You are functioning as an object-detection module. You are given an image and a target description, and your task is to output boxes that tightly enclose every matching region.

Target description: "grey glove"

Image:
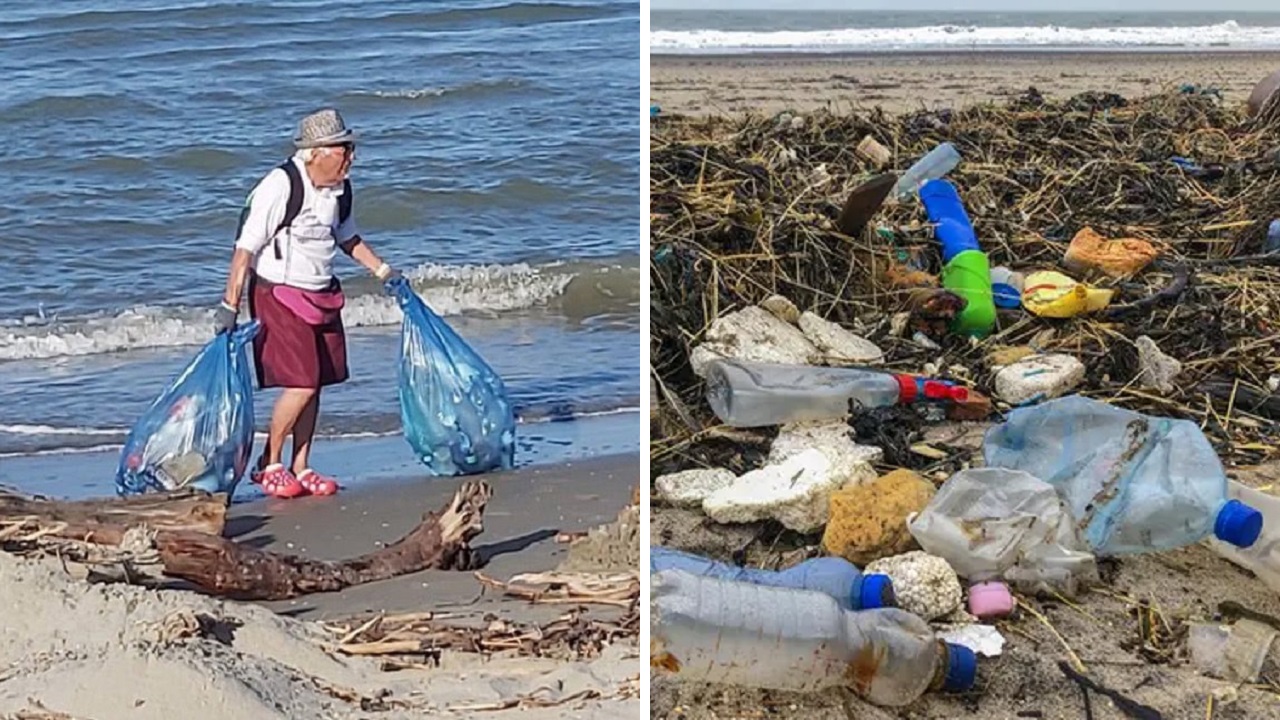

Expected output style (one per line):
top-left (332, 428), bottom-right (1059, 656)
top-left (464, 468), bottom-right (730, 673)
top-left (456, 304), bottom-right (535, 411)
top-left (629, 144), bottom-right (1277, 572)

top-left (213, 301), bottom-right (238, 335)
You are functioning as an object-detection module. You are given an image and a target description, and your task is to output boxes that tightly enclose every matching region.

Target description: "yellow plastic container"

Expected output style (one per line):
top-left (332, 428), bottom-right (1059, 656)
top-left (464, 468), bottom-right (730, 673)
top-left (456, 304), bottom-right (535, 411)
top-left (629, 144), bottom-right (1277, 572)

top-left (1022, 270), bottom-right (1114, 318)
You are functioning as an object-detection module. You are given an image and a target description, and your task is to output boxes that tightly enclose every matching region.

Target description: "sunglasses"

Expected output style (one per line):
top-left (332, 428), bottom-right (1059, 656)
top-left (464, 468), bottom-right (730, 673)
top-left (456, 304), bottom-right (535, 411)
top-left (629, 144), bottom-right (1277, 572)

top-left (325, 142), bottom-right (355, 158)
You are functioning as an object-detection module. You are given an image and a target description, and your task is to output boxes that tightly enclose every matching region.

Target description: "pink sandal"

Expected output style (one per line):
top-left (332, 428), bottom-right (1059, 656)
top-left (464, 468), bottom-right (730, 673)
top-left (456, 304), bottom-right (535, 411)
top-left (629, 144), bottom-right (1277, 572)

top-left (253, 463), bottom-right (305, 499)
top-left (296, 469), bottom-right (339, 496)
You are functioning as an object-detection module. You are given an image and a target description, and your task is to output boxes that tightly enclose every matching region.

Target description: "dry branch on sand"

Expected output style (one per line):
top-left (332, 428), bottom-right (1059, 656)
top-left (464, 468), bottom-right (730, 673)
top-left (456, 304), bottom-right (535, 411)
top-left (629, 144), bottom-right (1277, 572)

top-left (651, 89), bottom-right (1280, 472)
top-left (320, 603), bottom-right (640, 663)
top-left (0, 482), bottom-right (493, 600)
top-left (475, 570), bottom-right (641, 606)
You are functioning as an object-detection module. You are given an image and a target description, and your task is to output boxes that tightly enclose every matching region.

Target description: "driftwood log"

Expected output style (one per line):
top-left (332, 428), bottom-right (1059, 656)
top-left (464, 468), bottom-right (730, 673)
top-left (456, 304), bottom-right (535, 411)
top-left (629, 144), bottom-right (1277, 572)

top-left (0, 481), bottom-right (492, 601)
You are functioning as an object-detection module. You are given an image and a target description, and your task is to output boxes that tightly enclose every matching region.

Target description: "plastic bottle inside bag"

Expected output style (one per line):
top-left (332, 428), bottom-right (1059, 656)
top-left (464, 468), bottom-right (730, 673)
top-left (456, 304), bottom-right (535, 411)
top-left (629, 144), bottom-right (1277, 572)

top-left (907, 467), bottom-right (1098, 596)
top-left (650, 546), bottom-right (895, 610)
top-left (983, 395), bottom-right (1263, 556)
top-left (704, 358), bottom-right (968, 428)
top-left (652, 569), bottom-right (976, 706)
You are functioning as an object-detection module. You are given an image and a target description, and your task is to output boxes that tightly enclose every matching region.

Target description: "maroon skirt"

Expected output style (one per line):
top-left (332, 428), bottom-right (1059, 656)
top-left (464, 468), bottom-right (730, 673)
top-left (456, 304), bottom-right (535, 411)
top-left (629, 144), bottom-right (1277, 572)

top-left (247, 273), bottom-right (349, 390)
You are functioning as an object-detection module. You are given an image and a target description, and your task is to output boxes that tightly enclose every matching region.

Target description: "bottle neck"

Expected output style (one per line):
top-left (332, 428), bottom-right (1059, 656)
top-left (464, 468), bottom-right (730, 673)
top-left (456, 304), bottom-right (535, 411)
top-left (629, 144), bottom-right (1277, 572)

top-left (927, 641), bottom-right (950, 691)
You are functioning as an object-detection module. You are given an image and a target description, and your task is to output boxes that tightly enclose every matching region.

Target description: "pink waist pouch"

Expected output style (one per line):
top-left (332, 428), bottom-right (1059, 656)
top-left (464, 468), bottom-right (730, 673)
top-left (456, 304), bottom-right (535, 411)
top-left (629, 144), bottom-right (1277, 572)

top-left (272, 282), bottom-right (345, 325)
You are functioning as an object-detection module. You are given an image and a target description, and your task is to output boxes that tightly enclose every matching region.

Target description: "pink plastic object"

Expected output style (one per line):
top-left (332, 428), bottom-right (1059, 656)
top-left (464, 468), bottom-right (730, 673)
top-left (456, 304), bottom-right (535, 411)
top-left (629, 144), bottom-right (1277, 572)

top-left (968, 581), bottom-right (1015, 619)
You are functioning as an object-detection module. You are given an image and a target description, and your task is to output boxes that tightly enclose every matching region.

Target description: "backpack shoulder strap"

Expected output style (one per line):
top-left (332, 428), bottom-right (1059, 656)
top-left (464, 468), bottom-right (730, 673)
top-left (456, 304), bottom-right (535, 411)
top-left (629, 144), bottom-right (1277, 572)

top-left (271, 160), bottom-right (304, 260)
top-left (338, 179), bottom-right (353, 225)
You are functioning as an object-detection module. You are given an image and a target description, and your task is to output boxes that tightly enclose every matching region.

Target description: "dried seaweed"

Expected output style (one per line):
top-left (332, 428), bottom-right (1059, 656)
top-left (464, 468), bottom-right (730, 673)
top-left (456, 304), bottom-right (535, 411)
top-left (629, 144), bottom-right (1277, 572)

top-left (652, 89), bottom-right (1280, 474)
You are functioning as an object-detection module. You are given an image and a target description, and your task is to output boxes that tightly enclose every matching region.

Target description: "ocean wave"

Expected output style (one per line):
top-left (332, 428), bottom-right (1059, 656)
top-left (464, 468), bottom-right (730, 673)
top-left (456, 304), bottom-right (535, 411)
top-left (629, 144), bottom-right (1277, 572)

top-left (342, 79), bottom-right (527, 104)
top-left (0, 406), bottom-right (640, 458)
top-left (650, 20), bottom-right (1280, 52)
top-left (0, 259), bottom-right (635, 361)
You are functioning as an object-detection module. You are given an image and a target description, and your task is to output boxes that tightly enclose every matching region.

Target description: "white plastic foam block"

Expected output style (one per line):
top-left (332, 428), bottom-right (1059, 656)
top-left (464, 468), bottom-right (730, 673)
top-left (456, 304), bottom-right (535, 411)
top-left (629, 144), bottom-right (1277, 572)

top-left (703, 449), bottom-right (842, 533)
top-left (797, 312), bottom-right (884, 365)
top-left (994, 354), bottom-right (1085, 406)
top-left (654, 468), bottom-right (738, 508)
top-left (689, 306), bottom-right (819, 378)
top-left (769, 421), bottom-right (882, 489)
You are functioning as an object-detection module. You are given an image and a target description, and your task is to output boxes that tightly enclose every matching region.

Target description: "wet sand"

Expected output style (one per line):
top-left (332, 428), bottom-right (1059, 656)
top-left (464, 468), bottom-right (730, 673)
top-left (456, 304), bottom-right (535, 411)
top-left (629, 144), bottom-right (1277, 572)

top-left (237, 452), bottom-right (638, 626)
top-left (651, 50), bottom-right (1280, 116)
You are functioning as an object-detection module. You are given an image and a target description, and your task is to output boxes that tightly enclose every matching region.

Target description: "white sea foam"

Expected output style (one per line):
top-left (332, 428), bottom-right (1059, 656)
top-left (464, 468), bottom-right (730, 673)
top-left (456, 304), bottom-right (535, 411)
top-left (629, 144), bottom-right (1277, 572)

top-left (0, 261), bottom-right (575, 361)
top-left (650, 21), bottom-right (1280, 52)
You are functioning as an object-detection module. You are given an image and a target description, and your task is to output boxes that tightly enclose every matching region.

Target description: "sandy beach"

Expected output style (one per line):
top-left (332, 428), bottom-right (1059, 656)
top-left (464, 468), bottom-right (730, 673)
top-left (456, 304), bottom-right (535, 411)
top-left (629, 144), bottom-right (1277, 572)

top-left (0, 415), bottom-right (640, 719)
top-left (651, 50), bottom-right (1280, 116)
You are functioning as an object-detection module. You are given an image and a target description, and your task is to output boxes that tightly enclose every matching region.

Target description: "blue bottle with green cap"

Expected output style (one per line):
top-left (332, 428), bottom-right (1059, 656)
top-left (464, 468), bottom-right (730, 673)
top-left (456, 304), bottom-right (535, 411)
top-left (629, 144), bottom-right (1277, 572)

top-left (984, 395), bottom-right (1264, 556)
top-left (650, 546), bottom-right (895, 610)
top-left (919, 179), bottom-right (997, 337)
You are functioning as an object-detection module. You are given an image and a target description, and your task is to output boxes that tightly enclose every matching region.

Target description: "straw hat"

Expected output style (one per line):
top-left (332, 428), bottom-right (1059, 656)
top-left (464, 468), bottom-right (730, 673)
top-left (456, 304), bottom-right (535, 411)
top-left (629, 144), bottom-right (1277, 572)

top-left (293, 108), bottom-right (357, 148)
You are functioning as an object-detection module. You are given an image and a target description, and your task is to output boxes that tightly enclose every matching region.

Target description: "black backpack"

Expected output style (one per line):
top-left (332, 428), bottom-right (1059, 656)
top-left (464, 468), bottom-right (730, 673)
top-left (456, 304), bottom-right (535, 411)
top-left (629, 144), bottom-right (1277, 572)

top-left (236, 160), bottom-right (353, 260)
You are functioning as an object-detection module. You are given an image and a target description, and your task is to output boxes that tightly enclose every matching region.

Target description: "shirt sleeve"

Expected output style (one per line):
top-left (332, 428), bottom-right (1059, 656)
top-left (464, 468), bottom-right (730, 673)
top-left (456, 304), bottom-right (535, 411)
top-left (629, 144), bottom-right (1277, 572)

top-left (233, 169), bottom-right (290, 255)
top-left (336, 190), bottom-right (358, 245)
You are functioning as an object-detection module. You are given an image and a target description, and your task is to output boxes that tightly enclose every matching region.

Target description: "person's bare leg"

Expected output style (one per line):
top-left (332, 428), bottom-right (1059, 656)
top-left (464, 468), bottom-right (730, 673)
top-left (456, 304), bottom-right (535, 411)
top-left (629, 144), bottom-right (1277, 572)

top-left (290, 389), bottom-right (321, 474)
top-left (261, 388), bottom-right (317, 468)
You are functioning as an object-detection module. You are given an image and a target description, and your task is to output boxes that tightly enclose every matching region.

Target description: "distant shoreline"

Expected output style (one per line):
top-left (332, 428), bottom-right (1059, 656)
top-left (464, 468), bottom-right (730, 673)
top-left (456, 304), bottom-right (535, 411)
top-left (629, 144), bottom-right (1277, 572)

top-left (651, 48), bottom-right (1280, 62)
top-left (650, 49), bottom-right (1280, 116)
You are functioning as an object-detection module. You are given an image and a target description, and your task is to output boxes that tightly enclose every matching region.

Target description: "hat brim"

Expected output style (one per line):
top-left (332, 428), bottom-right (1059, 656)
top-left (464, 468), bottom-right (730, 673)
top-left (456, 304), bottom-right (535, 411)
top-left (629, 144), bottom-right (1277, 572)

top-left (294, 128), bottom-right (357, 149)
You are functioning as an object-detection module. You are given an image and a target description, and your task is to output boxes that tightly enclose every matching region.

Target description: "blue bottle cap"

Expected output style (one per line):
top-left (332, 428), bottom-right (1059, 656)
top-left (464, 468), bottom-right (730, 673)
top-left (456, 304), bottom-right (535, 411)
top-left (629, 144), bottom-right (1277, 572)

top-left (942, 642), bottom-right (977, 692)
top-left (991, 282), bottom-right (1021, 309)
top-left (1214, 499), bottom-right (1263, 548)
top-left (857, 573), bottom-right (896, 610)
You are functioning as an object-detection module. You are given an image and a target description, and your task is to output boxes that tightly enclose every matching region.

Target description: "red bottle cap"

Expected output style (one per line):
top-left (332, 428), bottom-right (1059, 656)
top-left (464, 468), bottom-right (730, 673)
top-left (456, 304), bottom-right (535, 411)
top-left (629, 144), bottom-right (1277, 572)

top-left (895, 374), bottom-right (918, 403)
top-left (922, 380), bottom-right (949, 399)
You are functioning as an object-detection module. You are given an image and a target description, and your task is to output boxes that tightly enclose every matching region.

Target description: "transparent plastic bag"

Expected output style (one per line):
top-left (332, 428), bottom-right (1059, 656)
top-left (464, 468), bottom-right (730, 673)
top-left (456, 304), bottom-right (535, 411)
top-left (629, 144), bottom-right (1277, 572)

top-left (390, 277), bottom-right (515, 475)
top-left (908, 467), bottom-right (1098, 596)
top-left (115, 322), bottom-right (259, 497)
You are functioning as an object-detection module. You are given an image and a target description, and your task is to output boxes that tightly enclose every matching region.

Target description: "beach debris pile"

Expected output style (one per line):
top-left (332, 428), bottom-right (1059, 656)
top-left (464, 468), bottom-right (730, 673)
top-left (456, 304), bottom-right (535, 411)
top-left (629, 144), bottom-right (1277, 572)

top-left (652, 89), bottom-right (1280, 469)
top-left (649, 88), bottom-right (1280, 715)
top-left (321, 604), bottom-right (639, 665)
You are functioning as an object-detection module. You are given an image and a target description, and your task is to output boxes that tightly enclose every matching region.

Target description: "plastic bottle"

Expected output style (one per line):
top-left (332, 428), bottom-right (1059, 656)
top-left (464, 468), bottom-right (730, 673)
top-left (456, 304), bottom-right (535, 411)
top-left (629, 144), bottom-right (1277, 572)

top-left (989, 266), bottom-right (1024, 309)
top-left (983, 395), bottom-right (1264, 556)
top-left (893, 142), bottom-right (961, 200)
top-left (704, 358), bottom-right (969, 428)
top-left (919, 179), bottom-right (997, 337)
top-left (1266, 219), bottom-right (1280, 254)
top-left (650, 546), bottom-right (896, 610)
top-left (651, 569), bottom-right (977, 706)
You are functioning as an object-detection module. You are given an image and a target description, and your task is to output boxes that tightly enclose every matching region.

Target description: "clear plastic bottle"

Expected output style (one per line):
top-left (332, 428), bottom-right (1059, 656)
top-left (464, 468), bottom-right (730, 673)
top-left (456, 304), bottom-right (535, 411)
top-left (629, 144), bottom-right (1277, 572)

top-left (1266, 219), bottom-right (1280, 254)
top-left (984, 395), bottom-right (1264, 555)
top-left (651, 569), bottom-right (977, 706)
top-left (650, 546), bottom-right (895, 610)
top-left (704, 358), bottom-right (968, 428)
top-left (893, 142), bottom-right (962, 200)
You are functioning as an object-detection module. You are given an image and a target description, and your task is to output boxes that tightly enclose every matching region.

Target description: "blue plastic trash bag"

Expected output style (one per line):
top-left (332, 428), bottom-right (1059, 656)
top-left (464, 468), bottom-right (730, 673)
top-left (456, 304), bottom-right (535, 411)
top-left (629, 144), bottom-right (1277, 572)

top-left (115, 322), bottom-right (259, 497)
top-left (390, 277), bottom-right (516, 475)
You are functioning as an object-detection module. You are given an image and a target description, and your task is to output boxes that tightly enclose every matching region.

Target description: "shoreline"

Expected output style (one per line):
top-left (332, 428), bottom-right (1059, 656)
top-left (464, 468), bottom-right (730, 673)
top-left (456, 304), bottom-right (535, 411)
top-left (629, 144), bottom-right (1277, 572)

top-left (0, 410), bottom-right (639, 502)
top-left (652, 48), bottom-right (1280, 62)
top-left (650, 48), bottom-right (1280, 115)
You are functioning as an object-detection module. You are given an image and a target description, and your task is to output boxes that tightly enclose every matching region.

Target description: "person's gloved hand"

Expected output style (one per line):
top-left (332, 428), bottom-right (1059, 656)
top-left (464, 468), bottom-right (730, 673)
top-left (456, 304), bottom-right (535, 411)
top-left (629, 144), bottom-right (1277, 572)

top-left (213, 301), bottom-right (238, 335)
top-left (377, 263), bottom-right (406, 295)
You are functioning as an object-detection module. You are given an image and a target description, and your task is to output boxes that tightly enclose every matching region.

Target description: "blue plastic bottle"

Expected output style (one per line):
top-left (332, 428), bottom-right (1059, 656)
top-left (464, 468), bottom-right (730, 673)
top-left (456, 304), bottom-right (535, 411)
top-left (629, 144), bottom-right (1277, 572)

top-left (920, 179), bottom-right (982, 264)
top-left (651, 546), bottom-right (896, 610)
top-left (983, 395), bottom-right (1263, 556)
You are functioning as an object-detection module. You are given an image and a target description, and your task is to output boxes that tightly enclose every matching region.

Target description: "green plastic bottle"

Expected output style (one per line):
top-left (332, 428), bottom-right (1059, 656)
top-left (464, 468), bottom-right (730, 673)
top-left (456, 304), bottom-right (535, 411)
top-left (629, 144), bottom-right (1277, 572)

top-left (941, 250), bottom-right (997, 338)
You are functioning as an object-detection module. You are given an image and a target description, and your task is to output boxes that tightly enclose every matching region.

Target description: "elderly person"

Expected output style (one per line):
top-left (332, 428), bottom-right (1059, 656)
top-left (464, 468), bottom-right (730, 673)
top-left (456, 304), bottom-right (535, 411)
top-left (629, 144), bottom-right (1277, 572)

top-left (215, 108), bottom-right (399, 498)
